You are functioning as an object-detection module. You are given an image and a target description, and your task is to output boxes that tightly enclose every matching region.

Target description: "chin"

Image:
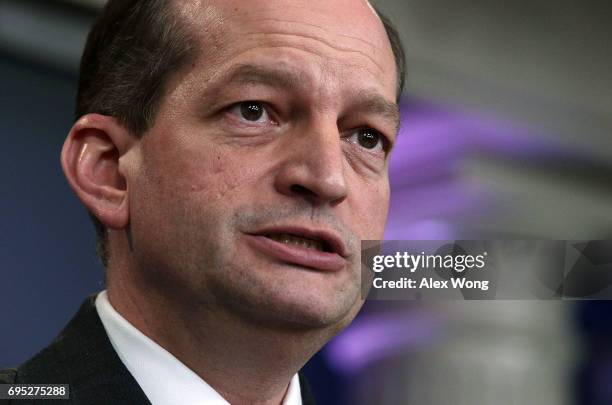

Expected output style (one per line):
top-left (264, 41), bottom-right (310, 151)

top-left (210, 267), bottom-right (362, 332)
top-left (264, 293), bottom-right (362, 331)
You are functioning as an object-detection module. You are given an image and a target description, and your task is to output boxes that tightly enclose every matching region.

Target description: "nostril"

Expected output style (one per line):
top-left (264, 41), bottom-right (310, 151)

top-left (290, 184), bottom-right (317, 198)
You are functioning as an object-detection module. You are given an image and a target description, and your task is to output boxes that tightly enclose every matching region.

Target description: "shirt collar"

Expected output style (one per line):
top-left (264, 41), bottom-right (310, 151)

top-left (95, 291), bottom-right (302, 405)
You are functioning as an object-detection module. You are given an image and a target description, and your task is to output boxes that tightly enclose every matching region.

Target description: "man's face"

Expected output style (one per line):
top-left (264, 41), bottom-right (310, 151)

top-left (125, 0), bottom-right (399, 330)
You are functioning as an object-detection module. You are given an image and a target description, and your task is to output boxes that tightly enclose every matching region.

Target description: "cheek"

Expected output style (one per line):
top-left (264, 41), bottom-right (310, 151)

top-left (128, 150), bottom-right (236, 272)
top-left (135, 137), bottom-right (275, 238)
top-left (349, 179), bottom-right (390, 240)
top-left (140, 136), bottom-right (241, 202)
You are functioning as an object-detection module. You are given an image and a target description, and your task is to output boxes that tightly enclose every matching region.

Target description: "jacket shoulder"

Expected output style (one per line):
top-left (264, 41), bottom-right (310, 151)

top-left (0, 367), bottom-right (17, 383)
top-left (14, 344), bottom-right (68, 384)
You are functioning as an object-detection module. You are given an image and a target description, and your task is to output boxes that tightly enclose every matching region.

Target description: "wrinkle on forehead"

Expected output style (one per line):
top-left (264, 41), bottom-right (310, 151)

top-left (180, 0), bottom-right (391, 56)
top-left (174, 0), bottom-right (397, 100)
top-left (237, 29), bottom-right (386, 76)
top-left (242, 17), bottom-right (381, 56)
top-left (227, 3), bottom-right (388, 42)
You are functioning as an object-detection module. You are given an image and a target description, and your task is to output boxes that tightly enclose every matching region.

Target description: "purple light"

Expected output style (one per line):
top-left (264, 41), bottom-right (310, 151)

top-left (324, 310), bottom-right (443, 375)
top-left (385, 98), bottom-right (568, 240)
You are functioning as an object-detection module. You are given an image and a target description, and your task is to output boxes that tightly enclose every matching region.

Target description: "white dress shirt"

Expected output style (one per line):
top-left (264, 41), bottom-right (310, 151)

top-left (95, 291), bottom-right (302, 405)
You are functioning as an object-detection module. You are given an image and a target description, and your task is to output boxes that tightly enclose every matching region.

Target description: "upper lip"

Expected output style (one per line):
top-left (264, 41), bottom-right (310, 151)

top-left (249, 225), bottom-right (348, 258)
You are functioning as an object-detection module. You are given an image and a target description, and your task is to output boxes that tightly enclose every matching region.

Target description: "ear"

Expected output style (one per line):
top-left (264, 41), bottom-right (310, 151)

top-left (60, 114), bottom-right (136, 230)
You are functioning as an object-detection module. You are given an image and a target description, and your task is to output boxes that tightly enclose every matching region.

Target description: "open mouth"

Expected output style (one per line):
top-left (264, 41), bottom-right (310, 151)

top-left (245, 227), bottom-right (347, 272)
top-left (265, 233), bottom-right (330, 253)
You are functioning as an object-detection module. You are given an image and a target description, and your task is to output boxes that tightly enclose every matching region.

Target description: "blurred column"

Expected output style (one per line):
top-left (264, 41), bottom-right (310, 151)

top-left (352, 302), bottom-right (575, 405)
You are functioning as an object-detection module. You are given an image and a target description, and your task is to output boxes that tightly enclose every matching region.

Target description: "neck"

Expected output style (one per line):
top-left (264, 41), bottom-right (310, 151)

top-left (105, 250), bottom-right (331, 405)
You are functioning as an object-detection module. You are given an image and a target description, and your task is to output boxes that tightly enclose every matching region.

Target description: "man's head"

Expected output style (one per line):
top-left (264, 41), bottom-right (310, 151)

top-left (62, 0), bottom-right (405, 332)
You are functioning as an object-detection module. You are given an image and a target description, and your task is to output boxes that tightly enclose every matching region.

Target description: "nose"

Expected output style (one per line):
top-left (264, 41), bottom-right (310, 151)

top-left (274, 123), bottom-right (348, 207)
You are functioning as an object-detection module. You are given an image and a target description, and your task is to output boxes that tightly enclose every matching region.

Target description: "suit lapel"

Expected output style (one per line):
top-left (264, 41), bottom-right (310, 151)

top-left (17, 294), bottom-right (318, 404)
top-left (17, 294), bottom-right (151, 404)
top-left (298, 372), bottom-right (318, 405)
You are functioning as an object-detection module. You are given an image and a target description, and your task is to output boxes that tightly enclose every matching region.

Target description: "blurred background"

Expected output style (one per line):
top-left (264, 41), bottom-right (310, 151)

top-left (1, 0), bottom-right (611, 403)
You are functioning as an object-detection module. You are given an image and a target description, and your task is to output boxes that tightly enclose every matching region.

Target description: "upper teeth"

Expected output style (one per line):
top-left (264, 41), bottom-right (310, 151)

top-left (267, 233), bottom-right (325, 251)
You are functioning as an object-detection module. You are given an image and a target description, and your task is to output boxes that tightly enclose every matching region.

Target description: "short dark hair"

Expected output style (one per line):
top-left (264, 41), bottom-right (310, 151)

top-left (377, 10), bottom-right (407, 100)
top-left (76, 0), bottom-right (406, 267)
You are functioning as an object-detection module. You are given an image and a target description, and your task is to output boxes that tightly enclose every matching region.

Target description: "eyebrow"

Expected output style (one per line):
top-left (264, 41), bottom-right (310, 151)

top-left (352, 90), bottom-right (401, 135)
top-left (199, 63), bottom-right (300, 111)
top-left (217, 63), bottom-right (301, 91)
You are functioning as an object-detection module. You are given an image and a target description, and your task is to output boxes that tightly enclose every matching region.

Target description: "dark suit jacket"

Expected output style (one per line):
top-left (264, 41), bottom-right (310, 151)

top-left (0, 294), bottom-right (316, 405)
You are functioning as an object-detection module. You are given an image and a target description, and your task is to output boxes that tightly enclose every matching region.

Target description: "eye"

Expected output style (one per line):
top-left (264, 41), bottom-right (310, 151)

top-left (347, 128), bottom-right (386, 152)
top-left (228, 101), bottom-right (272, 124)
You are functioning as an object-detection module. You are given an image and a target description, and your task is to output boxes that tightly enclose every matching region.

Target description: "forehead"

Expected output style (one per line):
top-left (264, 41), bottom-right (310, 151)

top-left (176, 0), bottom-right (397, 100)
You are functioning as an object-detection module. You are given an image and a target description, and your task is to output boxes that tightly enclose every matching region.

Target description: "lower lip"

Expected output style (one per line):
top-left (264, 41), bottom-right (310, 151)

top-left (244, 234), bottom-right (347, 272)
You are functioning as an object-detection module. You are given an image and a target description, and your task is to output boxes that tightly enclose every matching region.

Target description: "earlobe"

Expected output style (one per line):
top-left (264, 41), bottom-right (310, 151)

top-left (60, 114), bottom-right (134, 230)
